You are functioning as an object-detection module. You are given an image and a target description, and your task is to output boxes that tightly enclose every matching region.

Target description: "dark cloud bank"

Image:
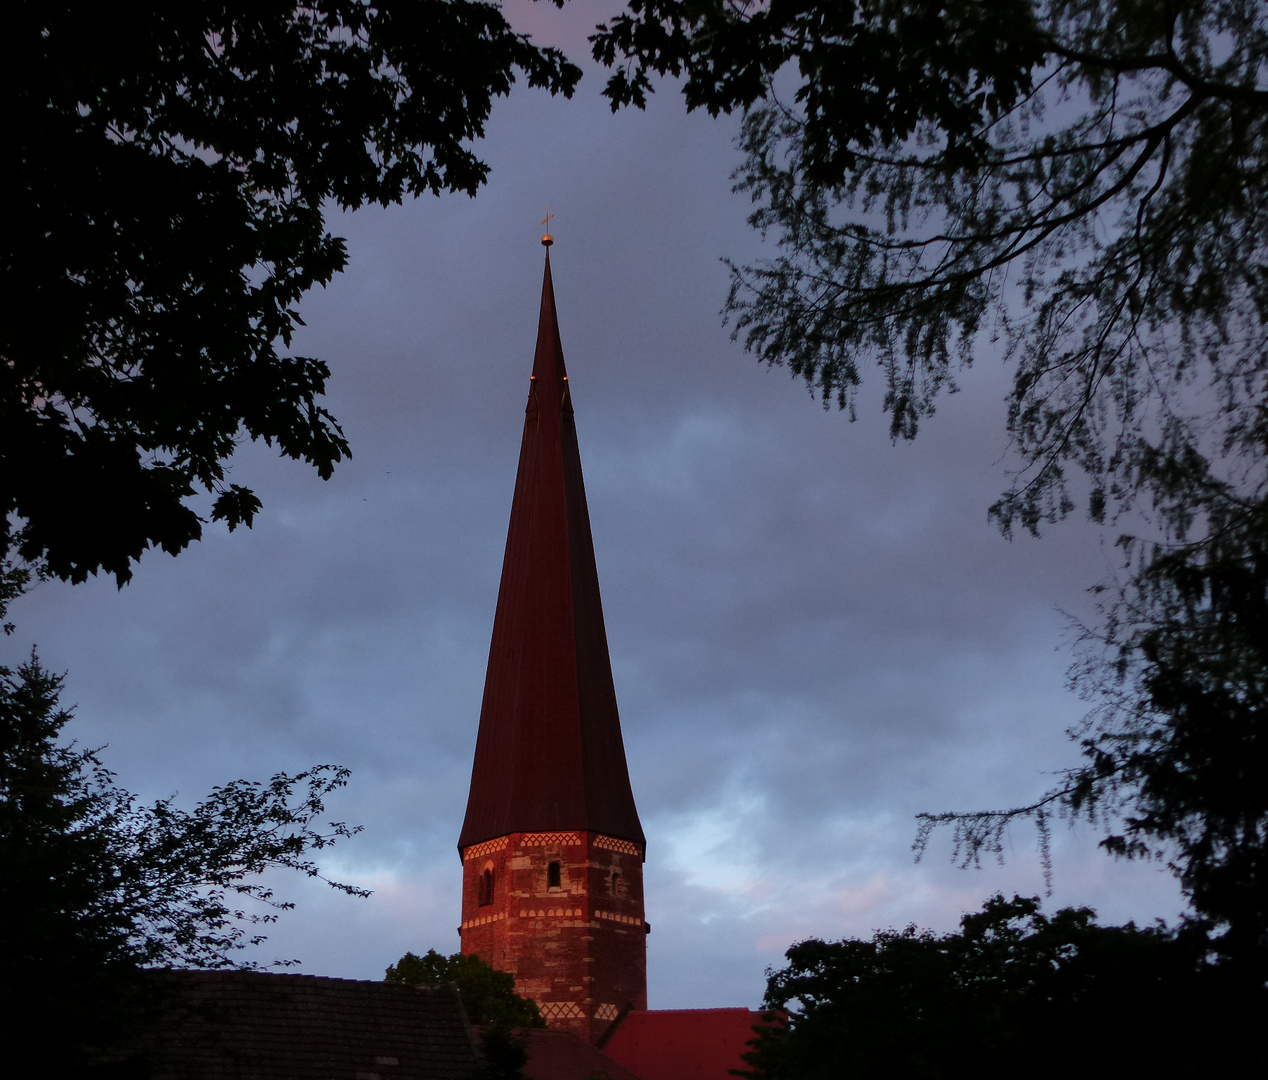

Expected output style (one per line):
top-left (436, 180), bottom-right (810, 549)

top-left (6, 15), bottom-right (1183, 1006)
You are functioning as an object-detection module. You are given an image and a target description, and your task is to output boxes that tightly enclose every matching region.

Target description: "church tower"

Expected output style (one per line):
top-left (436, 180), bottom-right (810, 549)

top-left (458, 245), bottom-right (647, 1044)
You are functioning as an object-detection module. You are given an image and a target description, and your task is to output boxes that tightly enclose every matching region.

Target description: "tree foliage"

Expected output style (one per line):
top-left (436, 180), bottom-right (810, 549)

top-left (0, 654), bottom-right (366, 1066)
top-left (385, 948), bottom-right (544, 1029)
top-left (918, 498), bottom-right (1268, 971)
top-left (3, 1), bottom-right (579, 590)
top-left (744, 894), bottom-right (1263, 1080)
top-left (386, 949), bottom-right (541, 1080)
top-left (594, 0), bottom-right (1268, 536)
top-left (595, 1), bottom-right (1268, 962)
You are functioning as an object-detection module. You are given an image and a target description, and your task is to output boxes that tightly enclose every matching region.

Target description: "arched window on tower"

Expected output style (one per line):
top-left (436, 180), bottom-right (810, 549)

top-left (479, 866), bottom-right (494, 907)
top-left (547, 861), bottom-right (561, 890)
top-left (608, 870), bottom-right (623, 898)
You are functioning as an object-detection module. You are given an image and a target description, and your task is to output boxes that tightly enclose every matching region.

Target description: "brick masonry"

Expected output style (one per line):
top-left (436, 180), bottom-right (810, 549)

top-left (459, 830), bottom-right (647, 1044)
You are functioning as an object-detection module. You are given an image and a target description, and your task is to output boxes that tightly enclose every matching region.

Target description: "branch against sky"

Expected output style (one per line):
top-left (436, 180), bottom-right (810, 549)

top-left (1, 653), bottom-right (367, 1064)
top-left (594, 1), bottom-right (1268, 963)
top-left (2, 1), bottom-right (580, 596)
top-left (593, 0), bottom-right (1268, 539)
top-left (917, 498), bottom-right (1268, 972)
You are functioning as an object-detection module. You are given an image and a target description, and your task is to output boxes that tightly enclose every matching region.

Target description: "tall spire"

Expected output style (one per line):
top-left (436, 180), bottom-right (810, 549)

top-left (459, 253), bottom-right (644, 850)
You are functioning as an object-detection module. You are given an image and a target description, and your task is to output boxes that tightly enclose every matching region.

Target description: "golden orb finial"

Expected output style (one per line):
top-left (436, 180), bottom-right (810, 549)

top-left (541, 205), bottom-right (555, 247)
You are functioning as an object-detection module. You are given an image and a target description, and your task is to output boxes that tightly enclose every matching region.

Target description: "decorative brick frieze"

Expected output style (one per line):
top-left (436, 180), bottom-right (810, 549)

top-left (460, 911), bottom-right (507, 931)
top-left (462, 837), bottom-right (508, 861)
top-left (594, 1003), bottom-right (620, 1021)
top-left (518, 832), bottom-right (581, 847)
top-left (593, 835), bottom-right (642, 856)
top-left (517, 907), bottom-right (584, 919)
top-left (594, 909), bottom-right (643, 926)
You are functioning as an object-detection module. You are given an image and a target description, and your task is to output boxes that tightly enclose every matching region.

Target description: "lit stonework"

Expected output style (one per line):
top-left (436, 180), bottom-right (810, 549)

top-left (458, 830), bottom-right (647, 1043)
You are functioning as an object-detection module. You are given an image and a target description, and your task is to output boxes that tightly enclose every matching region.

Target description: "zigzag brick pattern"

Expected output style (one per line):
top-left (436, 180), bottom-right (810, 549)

top-left (519, 832), bottom-right (582, 847)
top-left (462, 837), bottom-right (508, 861)
top-left (593, 835), bottom-right (641, 856)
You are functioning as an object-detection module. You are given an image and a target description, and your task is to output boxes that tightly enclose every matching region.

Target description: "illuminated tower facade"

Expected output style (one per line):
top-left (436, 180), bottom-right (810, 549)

top-left (457, 246), bottom-right (647, 1044)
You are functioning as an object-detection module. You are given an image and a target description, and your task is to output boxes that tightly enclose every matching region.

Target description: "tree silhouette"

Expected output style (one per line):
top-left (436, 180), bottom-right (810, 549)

top-left (1, 654), bottom-right (366, 1069)
top-left (3, 1), bottom-right (579, 595)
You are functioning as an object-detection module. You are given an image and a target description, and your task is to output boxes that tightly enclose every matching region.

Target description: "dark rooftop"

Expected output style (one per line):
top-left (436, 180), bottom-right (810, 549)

top-left (522, 1027), bottom-right (643, 1080)
top-left (137, 970), bottom-right (480, 1080)
top-left (601, 1008), bottom-right (768, 1080)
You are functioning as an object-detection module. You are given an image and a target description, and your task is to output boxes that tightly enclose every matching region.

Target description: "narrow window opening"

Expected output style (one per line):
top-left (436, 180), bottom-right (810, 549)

top-left (608, 870), bottom-right (622, 897)
top-left (479, 868), bottom-right (494, 907)
top-left (547, 861), bottom-right (561, 890)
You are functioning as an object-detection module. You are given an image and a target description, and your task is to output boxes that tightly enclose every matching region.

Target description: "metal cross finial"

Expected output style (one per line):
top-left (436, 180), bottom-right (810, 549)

top-left (541, 206), bottom-right (555, 247)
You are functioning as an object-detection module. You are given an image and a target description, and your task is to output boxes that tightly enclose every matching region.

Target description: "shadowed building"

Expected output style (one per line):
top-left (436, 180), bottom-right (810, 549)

top-left (120, 970), bottom-right (643, 1080)
top-left (136, 971), bottom-right (481, 1079)
top-left (457, 244), bottom-right (647, 1044)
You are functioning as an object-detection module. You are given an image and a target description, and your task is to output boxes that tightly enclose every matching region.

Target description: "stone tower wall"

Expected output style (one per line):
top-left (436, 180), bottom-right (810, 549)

top-left (459, 830), bottom-right (647, 1043)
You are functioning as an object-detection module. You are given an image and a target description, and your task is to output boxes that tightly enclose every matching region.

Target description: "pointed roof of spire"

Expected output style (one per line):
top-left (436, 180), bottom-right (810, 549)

top-left (459, 253), bottom-right (644, 851)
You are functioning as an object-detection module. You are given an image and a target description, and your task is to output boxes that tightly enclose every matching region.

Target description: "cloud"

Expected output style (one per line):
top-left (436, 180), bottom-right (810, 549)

top-left (4, 9), bottom-right (1185, 1007)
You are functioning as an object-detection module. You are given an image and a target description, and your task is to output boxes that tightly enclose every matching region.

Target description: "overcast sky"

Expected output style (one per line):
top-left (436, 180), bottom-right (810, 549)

top-left (5, 4), bottom-right (1186, 1008)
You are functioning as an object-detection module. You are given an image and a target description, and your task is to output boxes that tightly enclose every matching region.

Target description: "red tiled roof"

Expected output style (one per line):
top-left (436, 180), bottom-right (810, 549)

top-left (600, 1009), bottom-right (767, 1080)
top-left (459, 253), bottom-right (644, 850)
top-left (137, 970), bottom-right (481, 1080)
top-left (522, 1027), bottom-right (644, 1080)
